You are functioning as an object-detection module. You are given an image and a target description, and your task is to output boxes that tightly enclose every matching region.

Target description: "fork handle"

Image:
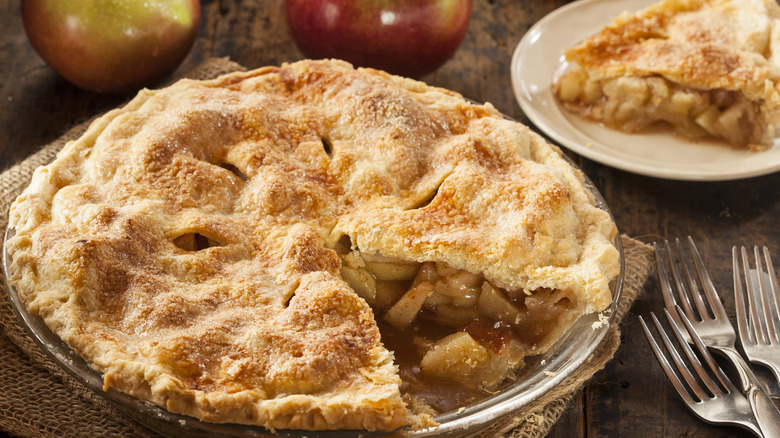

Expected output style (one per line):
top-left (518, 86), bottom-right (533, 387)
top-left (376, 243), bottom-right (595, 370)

top-left (722, 348), bottom-right (780, 438)
top-left (747, 386), bottom-right (780, 438)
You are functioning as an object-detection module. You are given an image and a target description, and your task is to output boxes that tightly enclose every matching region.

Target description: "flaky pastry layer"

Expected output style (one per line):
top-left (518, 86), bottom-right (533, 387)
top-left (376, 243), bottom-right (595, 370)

top-left (7, 60), bottom-right (619, 431)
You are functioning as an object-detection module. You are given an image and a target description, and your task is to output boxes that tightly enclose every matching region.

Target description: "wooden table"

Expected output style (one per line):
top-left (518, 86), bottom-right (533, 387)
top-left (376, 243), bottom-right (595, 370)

top-left (1, 1), bottom-right (778, 437)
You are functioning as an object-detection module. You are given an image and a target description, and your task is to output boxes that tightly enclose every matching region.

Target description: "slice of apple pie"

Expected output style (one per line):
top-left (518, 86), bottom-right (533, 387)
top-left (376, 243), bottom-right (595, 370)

top-left (7, 59), bottom-right (619, 432)
top-left (553, 0), bottom-right (780, 150)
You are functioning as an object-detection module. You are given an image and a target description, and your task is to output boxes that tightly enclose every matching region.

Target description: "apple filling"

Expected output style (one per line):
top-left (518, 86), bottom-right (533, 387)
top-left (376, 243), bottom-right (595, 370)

top-left (554, 69), bottom-right (764, 149)
top-left (335, 243), bottom-right (582, 401)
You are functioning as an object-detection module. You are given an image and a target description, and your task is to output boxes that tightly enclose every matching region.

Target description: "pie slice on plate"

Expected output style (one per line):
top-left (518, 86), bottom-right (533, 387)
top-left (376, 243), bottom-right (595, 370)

top-left (553, 0), bottom-right (780, 150)
top-left (6, 59), bottom-right (620, 432)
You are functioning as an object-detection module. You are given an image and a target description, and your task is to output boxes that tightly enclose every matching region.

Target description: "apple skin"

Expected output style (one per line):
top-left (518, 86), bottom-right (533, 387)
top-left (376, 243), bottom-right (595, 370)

top-left (22, 0), bottom-right (200, 94)
top-left (285, 0), bottom-right (472, 78)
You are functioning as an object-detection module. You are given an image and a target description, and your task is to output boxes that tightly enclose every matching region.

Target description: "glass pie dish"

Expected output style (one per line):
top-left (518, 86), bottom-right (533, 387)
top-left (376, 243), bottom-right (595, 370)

top-left (3, 159), bottom-right (624, 438)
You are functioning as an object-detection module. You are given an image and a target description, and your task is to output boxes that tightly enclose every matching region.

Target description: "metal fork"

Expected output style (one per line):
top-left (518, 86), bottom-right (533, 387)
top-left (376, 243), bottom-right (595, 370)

top-left (656, 238), bottom-right (743, 357)
top-left (641, 308), bottom-right (763, 436)
top-left (656, 237), bottom-right (780, 437)
top-left (734, 245), bottom-right (780, 383)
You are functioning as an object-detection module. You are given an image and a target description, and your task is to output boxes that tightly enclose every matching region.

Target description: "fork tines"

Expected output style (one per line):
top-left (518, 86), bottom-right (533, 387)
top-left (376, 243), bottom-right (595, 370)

top-left (641, 309), bottom-right (734, 404)
top-left (640, 308), bottom-right (763, 436)
top-left (655, 237), bottom-right (728, 338)
top-left (734, 245), bottom-right (780, 382)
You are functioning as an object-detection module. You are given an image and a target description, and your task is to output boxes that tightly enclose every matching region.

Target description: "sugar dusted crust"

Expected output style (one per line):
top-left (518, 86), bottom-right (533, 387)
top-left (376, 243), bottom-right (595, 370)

top-left (554, 0), bottom-right (780, 149)
top-left (7, 60), bottom-right (619, 431)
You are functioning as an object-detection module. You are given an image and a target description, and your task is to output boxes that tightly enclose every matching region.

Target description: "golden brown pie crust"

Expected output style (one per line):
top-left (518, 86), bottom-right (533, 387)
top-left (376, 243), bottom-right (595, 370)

top-left (7, 59), bottom-right (619, 431)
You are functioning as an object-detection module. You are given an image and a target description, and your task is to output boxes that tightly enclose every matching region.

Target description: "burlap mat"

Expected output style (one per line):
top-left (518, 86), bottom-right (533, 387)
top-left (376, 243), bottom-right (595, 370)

top-left (0, 58), bottom-right (654, 438)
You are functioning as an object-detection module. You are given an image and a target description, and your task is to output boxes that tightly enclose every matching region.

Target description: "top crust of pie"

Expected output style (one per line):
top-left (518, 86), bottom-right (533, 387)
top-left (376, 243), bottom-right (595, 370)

top-left (6, 60), bottom-right (619, 431)
top-left (564, 0), bottom-right (780, 101)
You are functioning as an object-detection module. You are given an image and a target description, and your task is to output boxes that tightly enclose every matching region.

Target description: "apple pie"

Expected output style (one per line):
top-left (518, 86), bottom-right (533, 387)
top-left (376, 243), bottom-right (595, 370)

top-left (553, 0), bottom-right (780, 150)
top-left (7, 59), bottom-right (620, 432)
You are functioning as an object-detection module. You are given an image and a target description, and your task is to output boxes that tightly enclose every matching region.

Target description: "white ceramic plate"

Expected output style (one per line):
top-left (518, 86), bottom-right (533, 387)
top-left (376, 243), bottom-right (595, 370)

top-left (511, 0), bottom-right (780, 181)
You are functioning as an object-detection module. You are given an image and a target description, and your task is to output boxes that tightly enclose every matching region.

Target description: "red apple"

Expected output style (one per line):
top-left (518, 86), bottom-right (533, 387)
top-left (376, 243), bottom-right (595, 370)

top-left (285, 0), bottom-right (472, 78)
top-left (22, 0), bottom-right (200, 94)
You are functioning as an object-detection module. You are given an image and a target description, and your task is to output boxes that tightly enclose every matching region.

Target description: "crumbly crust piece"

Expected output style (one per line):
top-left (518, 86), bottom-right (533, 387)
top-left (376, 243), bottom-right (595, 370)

top-left (7, 60), bottom-right (619, 431)
top-left (557, 0), bottom-right (780, 147)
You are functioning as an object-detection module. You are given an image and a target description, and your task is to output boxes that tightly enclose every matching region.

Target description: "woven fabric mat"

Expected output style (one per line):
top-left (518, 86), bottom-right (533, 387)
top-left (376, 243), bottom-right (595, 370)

top-left (0, 58), bottom-right (654, 438)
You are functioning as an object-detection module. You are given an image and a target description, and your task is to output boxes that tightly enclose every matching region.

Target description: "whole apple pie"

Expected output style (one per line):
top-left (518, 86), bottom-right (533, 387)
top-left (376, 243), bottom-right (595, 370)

top-left (553, 0), bottom-right (780, 150)
top-left (7, 59), bottom-right (620, 432)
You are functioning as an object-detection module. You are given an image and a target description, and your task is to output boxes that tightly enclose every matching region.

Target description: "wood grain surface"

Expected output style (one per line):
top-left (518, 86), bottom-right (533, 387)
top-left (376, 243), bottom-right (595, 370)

top-left (1, 1), bottom-right (779, 437)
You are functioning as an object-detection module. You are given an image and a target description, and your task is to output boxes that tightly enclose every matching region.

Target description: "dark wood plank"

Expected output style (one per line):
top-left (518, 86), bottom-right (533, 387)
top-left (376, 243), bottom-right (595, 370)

top-left (571, 99), bottom-right (780, 438)
top-left (2, 1), bottom-right (779, 437)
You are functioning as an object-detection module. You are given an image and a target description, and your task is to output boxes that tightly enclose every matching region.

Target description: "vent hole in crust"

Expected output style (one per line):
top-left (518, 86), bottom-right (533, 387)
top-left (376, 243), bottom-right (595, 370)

top-left (283, 296), bottom-right (293, 308)
top-left (219, 162), bottom-right (248, 181)
top-left (408, 185), bottom-right (440, 210)
top-left (282, 282), bottom-right (299, 309)
top-left (321, 137), bottom-right (333, 157)
top-left (174, 233), bottom-right (222, 251)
